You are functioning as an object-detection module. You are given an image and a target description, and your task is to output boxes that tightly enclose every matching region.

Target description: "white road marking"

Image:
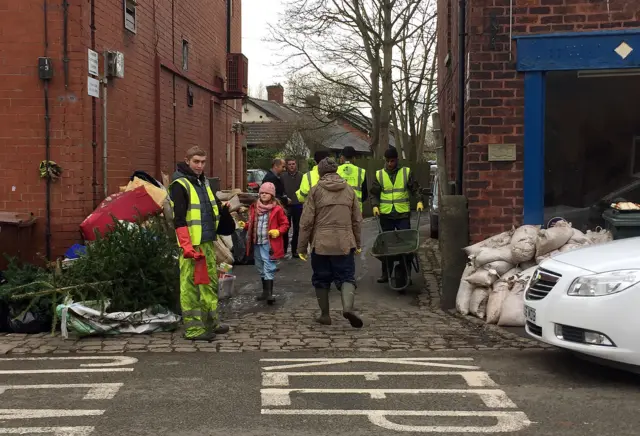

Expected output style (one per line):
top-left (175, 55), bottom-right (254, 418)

top-left (262, 409), bottom-right (531, 433)
top-left (0, 369), bottom-right (133, 376)
top-left (0, 427), bottom-right (94, 435)
top-left (261, 371), bottom-right (497, 387)
top-left (261, 358), bottom-right (479, 371)
top-left (261, 388), bottom-right (517, 408)
top-left (0, 383), bottom-right (123, 400)
top-left (0, 356), bottom-right (138, 368)
top-left (0, 409), bottom-right (104, 420)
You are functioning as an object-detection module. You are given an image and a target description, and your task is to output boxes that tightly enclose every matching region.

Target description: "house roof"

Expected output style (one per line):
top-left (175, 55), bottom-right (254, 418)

top-left (245, 98), bottom-right (301, 122)
top-left (244, 122), bottom-right (296, 146)
top-left (313, 123), bottom-right (372, 153)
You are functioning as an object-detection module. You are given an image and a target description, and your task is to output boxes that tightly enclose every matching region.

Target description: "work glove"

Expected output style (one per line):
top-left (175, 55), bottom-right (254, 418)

top-left (176, 227), bottom-right (204, 259)
top-left (268, 229), bottom-right (280, 238)
top-left (299, 253), bottom-right (308, 262)
top-left (237, 221), bottom-right (246, 229)
top-left (193, 251), bottom-right (210, 285)
top-left (355, 248), bottom-right (362, 255)
top-left (372, 207), bottom-right (380, 217)
top-left (417, 201), bottom-right (424, 212)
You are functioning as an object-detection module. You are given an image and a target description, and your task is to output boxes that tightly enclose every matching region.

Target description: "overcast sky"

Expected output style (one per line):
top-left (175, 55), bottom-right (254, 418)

top-left (242, 0), bottom-right (286, 97)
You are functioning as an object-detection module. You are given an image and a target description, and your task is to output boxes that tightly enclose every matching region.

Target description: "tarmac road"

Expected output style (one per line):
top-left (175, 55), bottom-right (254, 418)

top-left (1, 350), bottom-right (639, 435)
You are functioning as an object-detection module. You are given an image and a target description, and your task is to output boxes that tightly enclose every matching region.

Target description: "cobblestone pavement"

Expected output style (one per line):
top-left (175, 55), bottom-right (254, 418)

top-left (0, 220), bottom-right (546, 354)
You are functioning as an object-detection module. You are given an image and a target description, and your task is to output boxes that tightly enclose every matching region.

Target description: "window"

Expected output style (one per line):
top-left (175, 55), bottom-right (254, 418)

top-left (182, 40), bottom-right (189, 71)
top-left (124, 0), bottom-right (137, 33)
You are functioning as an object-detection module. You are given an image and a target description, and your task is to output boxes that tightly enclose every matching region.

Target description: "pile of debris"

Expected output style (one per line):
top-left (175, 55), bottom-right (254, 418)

top-left (456, 221), bottom-right (613, 326)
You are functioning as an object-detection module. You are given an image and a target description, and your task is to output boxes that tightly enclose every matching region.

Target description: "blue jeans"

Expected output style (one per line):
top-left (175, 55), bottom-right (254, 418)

top-left (254, 243), bottom-right (277, 280)
top-left (311, 251), bottom-right (356, 290)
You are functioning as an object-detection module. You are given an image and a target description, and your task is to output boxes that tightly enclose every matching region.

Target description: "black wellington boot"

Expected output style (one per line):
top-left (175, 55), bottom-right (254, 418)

top-left (265, 280), bottom-right (276, 305)
top-left (314, 288), bottom-right (331, 325)
top-left (256, 278), bottom-right (268, 301)
top-left (340, 283), bottom-right (364, 328)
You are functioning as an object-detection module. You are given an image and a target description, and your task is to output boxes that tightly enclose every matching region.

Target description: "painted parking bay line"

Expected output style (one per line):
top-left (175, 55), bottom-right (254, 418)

top-left (262, 371), bottom-right (497, 387)
top-left (0, 427), bottom-right (94, 436)
top-left (261, 409), bottom-right (532, 433)
top-left (0, 383), bottom-right (123, 400)
top-left (0, 356), bottom-right (137, 375)
top-left (260, 358), bottom-right (480, 371)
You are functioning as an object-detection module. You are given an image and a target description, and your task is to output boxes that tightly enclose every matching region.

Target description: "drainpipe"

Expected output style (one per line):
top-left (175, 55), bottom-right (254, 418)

top-left (91, 0), bottom-right (98, 207)
top-left (102, 60), bottom-right (108, 198)
top-left (456, 0), bottom-right (467, 195)
top-left (62, 0), bottom-right (69, 89)
top-left (43, 0), bottom-right (52, 261)
top-left (226, 0), bottom-right (232, 53)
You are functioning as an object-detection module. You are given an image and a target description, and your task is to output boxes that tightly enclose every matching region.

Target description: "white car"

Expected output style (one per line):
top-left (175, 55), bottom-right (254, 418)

top-left (524, 236), bottom-right (640, 366)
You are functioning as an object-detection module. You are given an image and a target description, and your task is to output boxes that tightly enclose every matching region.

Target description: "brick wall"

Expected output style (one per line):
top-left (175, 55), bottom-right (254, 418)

top-left (437, 0), bottom-right (639, 242)
top-left (0, 0), bottom-right (244, 265)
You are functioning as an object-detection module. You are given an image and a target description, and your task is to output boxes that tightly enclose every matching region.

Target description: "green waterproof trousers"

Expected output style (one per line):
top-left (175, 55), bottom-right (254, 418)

top-left (179, 241), bottom-right (220, 338)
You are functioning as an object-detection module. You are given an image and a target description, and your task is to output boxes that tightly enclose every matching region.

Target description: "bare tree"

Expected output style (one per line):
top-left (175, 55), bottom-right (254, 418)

top-left (269, 0), bottom-right (436, 157)
top-left (248, 81), bottom-right (267, 100)
top-left (391, 0), bottom-right (438, 161)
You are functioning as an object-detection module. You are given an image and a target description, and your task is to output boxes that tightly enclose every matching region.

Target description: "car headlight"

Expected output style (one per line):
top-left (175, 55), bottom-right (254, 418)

top-left (568, 270), bottom-right (640, 296)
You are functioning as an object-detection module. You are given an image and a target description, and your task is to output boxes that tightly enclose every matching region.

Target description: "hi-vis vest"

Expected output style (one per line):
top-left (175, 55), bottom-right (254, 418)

top-left (296, 166), bottom-right (320, 202)
top-left (376, 167), bottom-right (411, 214)
top-left (337, 162), bottom-right (365, 211)
top-left (170, 178), bottom-right (219, 246)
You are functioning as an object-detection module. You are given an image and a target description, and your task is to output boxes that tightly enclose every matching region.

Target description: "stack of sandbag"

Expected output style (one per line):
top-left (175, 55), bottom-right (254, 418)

top-left (456, 222), bottom-right (613, 325)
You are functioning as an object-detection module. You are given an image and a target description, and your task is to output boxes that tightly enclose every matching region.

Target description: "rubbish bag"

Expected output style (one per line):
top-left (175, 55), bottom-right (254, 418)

top-left (8, 307), bottom-right (52, 334)
top-left (231, 229), bottom-right (254, 265)
top-left (0, 299), bottom-right (9, 333)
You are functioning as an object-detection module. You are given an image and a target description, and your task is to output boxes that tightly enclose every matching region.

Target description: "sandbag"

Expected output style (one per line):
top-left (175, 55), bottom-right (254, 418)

top-left (510, 225), bottom-right (539, 263)
top-left (456, 264), bottom-right (476, 315)
top-left (463, 229), bottom-right (514, 257)
top-left (586, 228), bottom-right (613, 245)
top-left (517, 266), bottom-right (539, 282)
top-left (559, 243), bottom-right (583, 253)
top-left (568, 228), bottom-right (591, 245)
top-left (215, 239), bottom-right (234, 265)
top-left (216, 189), bottom-right (242, 201)
top-left (501, 266), bottom-right (522, 280)
top-left (483, 260), bottom-right (514, 276)
top-left (536, 226), bottom-right (572, 257)
top-left (465, 268), bottom-right (499, 287)
top-left (486, 279), bottom-right (510, 324)
top-left (469, 287), bottom-right (489, 319)
top-left (498, 282), bottom-right (526, 326)
top-left (473, 246), bottom-right (515, 267)
top-left (220, 235), bottom-right (233, 251)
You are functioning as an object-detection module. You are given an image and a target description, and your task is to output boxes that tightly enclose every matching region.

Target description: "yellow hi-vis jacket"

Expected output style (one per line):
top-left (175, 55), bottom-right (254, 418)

top-left (296, 166), bottom-right (320, 203)
top-left (169, 178), bottom-right (219, 246)
top-left (375, 167), bottom-right (411, 214)
top-left (337, 162), bottom-right (365, 211)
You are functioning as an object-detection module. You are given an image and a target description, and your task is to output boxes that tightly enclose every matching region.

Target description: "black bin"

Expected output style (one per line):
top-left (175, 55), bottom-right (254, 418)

top-left (602, 209), bottom-right (640, 240)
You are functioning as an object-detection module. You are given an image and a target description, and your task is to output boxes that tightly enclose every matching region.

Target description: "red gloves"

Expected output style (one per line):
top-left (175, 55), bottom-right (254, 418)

top-left (194, 256), bottom-right (210, 285)
top-left (176, 227), bottom-right (203, 259)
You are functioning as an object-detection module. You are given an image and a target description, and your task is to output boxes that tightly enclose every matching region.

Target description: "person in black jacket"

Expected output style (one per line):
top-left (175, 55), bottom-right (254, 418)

top-left (170, 146), bottom-right (235, 342)
top-left (262, 158), bottom-right (290, 207)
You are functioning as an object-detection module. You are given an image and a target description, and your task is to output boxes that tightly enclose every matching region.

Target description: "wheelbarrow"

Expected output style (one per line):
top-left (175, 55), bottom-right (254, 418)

top-left (370, 212), bottom-right (421, 292)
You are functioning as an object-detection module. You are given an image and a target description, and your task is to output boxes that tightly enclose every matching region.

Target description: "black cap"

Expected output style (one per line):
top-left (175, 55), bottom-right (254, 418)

top-left (341, 146), bottom-right (356, 159)
top-left (384, 147), bottom-right (398, 159)
top-left (314, 149), bottom-right (330, 164)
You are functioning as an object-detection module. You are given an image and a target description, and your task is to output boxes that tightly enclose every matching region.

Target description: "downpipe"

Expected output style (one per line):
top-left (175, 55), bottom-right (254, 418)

top-left (102, 65), bottom-right (108, 198)
top-left (456, 0), bottom-right (467, 195)
top-left (43, 0), bottom-right (52, 261)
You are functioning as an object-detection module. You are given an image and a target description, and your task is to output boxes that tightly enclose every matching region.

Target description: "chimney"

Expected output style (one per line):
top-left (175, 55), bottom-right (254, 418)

top-left (304, 92), bottom-right (321, 108)
top-left (266, 84), bottom-right (284, 104)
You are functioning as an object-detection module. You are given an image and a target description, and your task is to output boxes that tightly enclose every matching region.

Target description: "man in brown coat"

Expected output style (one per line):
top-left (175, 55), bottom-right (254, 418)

top-left (297, 157), bottom-right (364, 328)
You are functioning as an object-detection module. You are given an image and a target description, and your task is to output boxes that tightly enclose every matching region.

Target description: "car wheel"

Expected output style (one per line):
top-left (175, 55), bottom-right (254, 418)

top-left (429, 213), bottom-right (438, 239)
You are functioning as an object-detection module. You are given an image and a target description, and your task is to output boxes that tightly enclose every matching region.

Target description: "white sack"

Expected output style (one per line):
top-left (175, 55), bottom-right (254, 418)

top-left (517, 266), bottom-right (539, 282)
top-left (469, 287), bottom-right (490, 319)
top-left (473, 246), bottom-right (515, 267)
top-left (510, 225), bottom-right (540, 263)
top-left (456, 264), bottom-right (476, 315)
top-left (568, 228), bottom-right (591, 245)
top-left (464, 229), bottom-right (515, 257)
top-left (501, 266), bottom-right (522, 281)
top-left (559, 243), bottom-right (583, 253)
top-left (498, 282), bottom-right (526, 326)
top-left (221, 235), bottom-right (234, 250)
top-left (586, 228), bottom-right (614, 245)
top-left (483, 260), bottom-right (514, 276)
top-left (536, 226), bottom-right (573, 256)
top-left (486, 279), bottom-right (511, 324)
top-left (519, 260), bottom-right (537, 270)
top-left (465, 268), bottom-right (499, 287)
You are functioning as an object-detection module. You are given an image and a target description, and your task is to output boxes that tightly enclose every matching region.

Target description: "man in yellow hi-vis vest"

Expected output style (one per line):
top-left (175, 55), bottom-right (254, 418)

top-left (170, 146), bottom-right (232, 341)
top-left (370, 147), bottom-right (424, 284)
top-left (296, 150), bottom-right (330, 203)
top-left (337, 146), bottom-right (368, 210)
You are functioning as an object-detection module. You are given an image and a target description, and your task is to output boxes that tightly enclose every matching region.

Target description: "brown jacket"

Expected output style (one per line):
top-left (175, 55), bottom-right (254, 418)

top-left (297, 173), bottom-right (362, 256)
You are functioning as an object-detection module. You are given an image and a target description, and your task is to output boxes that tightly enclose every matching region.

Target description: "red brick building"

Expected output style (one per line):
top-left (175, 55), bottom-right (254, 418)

top-left (0, 0), bottom-right (247, 264)
top-left (437, 0), bottom-right (640, 242)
